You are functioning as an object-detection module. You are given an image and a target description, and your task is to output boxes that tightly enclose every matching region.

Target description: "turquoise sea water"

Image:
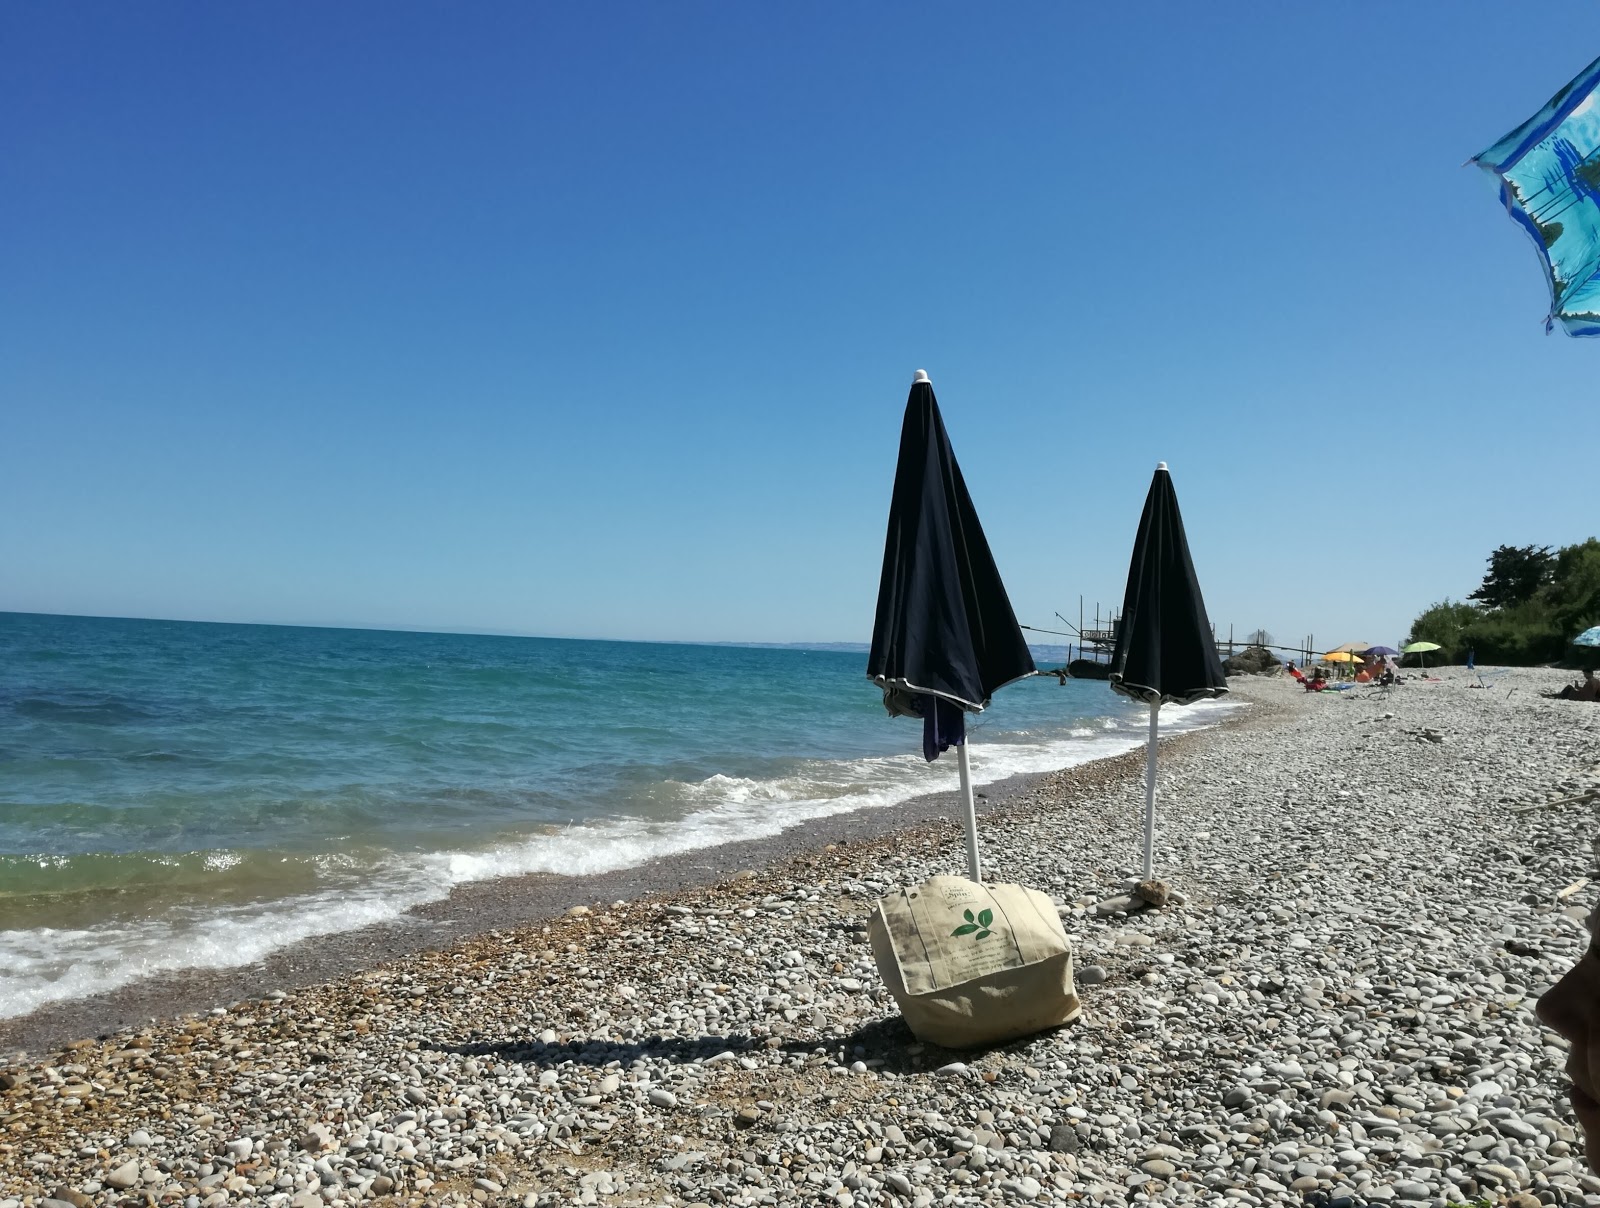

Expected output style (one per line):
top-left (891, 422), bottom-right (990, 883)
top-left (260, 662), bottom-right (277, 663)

top-left (0, 612), bottom-right (1233, 1019)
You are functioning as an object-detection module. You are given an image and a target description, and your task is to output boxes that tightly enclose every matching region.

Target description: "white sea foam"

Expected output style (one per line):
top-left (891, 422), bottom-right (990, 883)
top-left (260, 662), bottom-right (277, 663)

top-left (0, 869), bottom-right (449, 1020)
top-left (0, 699), bottom-right (1240, 1020)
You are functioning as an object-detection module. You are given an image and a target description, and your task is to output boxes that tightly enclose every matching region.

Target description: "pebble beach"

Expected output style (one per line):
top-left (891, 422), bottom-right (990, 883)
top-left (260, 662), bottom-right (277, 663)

top-left (4, 668), bottom-right (1600, 1208)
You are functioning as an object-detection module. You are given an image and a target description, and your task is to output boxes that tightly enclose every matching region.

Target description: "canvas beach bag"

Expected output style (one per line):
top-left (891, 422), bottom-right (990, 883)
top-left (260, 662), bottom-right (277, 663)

top-left (868, 876), bottom-right (1081, 1049)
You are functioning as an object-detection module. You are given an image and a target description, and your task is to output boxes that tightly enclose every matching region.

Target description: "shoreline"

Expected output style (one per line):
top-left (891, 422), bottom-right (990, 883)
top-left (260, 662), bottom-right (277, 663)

top-left (9, 669), bottom-right (1597, 1208)
top-left (0, 698), bottom-right (1257, 1061)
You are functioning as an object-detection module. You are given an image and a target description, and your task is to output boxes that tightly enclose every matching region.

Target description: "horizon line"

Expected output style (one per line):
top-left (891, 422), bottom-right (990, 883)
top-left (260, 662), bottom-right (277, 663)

top-left (0, 608), bottom-right (906, 651)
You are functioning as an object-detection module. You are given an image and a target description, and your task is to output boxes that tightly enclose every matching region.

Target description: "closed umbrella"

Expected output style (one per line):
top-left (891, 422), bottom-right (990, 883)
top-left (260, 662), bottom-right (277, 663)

top-left (1108, 463), bottom-right (1228, 881)
top-left (867, 370), bottom-right (1035, 883)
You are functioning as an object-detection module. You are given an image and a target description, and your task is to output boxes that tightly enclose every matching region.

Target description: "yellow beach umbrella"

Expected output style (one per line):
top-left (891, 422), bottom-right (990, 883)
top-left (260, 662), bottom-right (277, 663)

top-left (1321, 651), bottom-right (1361, 663)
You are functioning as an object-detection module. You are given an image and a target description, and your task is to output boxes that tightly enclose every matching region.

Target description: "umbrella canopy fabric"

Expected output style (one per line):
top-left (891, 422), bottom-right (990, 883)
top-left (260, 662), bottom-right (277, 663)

top-left (1362, 646), bottom-right (1399, 657)
top-left (1574, 626), bottom-right (1600, 648)
top-left (867, 373), bottom-right (1035, 712)
top-left (1331, 642), bottom-right (1372, 654)
top-left (1472, 54), bottom-right (1600, 336)
top-left (1108, 465), bottom-right (1228, 707)
top-left (1321, 651), bottom-right (1362, 663)
top-left (1109, 463), bottom-right (1227, 885)
top-left (1402, 641), bottom-right (1442, 653)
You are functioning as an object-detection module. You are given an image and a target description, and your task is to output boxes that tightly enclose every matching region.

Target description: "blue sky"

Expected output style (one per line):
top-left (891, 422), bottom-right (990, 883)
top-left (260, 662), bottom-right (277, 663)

top-left (4, 3), bottom-right (1597, 649)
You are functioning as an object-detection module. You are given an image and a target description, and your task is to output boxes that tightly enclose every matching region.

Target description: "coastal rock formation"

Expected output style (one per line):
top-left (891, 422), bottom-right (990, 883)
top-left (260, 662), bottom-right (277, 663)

top-left (1222, 644), bottom-right (1280, 675)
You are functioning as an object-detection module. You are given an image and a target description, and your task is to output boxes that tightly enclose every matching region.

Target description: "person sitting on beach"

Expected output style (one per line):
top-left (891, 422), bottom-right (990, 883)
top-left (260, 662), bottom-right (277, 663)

top-left (1304, 667), bottom-right (1328, 691)
top-left (1555, 670), bottom-right (1600, 702)
top-left (1538, 874), bottom-right (1600, 1167)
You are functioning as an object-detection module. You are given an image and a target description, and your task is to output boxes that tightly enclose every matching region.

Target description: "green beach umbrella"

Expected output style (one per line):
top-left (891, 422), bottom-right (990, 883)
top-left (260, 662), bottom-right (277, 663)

top-left (1402, 640), bottom-right (1441, 670)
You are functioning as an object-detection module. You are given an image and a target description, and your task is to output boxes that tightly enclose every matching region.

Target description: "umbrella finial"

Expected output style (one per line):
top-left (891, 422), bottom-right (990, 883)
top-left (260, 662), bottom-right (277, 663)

top-left (1156, 461), bottom-right (1168, 471)
top-left (913, 369), bottom-right (930, 384)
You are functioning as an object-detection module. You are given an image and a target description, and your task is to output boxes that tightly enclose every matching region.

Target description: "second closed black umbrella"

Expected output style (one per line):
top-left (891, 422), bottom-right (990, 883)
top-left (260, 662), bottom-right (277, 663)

top-left (867, 370), bottom-right (1035, 882)
top-left (1108, 462), bottom-right (1228, 881)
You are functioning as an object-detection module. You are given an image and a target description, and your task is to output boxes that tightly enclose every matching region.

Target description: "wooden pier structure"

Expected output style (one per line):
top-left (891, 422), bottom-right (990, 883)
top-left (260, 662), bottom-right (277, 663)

top-left (1022, 597), bottom-right (1322, 677)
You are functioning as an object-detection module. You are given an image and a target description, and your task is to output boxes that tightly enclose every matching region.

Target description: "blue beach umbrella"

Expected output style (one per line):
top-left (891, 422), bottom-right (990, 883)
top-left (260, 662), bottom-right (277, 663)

top-left (1574, 627), bottom-right (1600, 648)
top-left (1472, 54), bottom-right (1600, 335)
top-left (1362, 646), bottom-right (1399, 657)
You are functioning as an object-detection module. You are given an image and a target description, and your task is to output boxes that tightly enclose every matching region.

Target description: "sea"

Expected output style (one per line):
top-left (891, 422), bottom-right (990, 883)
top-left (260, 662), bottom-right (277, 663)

top-left (0, 612), bottom-right (1235, 1020)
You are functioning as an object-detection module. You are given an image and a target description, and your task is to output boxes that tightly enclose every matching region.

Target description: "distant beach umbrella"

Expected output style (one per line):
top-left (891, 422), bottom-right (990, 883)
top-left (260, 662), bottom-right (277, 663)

top-left (1331, 642), bottom-right (1372, 655)
top-left (867, 370), bottom-right (1036, 883)
top-left (1108, 463), bottom-right (1228, 882)
top-left (1574, 627), bottom-right (1600, 648)
top-left (1362, 646), bottom-right (1400, 657)
top-left (1402, 639), bottom-right (1442, 670)
top-left (1320, 651), bottom-right (1362, 664)
top-left (1471, 54), bottom-right (1600, 335)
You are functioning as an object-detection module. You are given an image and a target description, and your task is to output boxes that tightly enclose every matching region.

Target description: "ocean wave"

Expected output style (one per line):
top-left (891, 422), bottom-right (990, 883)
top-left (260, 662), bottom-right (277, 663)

top-left (12, 696), bottom-right (161, 724)
top-left (0, 698), bottom-right (1242, 1020)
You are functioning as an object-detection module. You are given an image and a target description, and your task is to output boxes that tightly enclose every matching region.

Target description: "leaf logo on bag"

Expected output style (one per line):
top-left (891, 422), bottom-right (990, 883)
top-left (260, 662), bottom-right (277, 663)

top-left (951, 907), bottom-right (993, 941)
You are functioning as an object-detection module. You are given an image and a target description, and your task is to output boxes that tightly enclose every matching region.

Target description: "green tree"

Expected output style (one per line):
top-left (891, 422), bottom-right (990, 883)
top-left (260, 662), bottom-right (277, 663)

top-left (1546, 538), bottom-right (1600, 636)
top-left (1409, 539), bottom-right (1600, 667)
top-left (1406, 599), bottom-right (1478, 662)
top-left (1460, 599), bottom-right (1566, 665)
top-left (1467, 545), bottom-right (1554, 610)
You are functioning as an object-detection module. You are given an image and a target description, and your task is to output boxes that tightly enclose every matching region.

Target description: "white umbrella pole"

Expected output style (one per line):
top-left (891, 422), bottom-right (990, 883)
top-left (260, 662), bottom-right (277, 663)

top-left (958, 741), bottom-right (981, 883)
top-left (1141, 702), bottom-right (1159, 880)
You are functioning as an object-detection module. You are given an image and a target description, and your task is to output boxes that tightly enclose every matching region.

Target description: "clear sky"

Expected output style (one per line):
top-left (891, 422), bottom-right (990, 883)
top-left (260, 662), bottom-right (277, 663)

top-left (4, 3), bottom-right (1598, 649)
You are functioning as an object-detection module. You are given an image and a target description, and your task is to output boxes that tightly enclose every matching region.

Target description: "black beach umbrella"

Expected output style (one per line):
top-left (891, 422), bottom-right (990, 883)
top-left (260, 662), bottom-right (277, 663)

top-left (1108, 463), bottom-right (1228, 881)
top-left (867, 370), bottom-right (1036, 882)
